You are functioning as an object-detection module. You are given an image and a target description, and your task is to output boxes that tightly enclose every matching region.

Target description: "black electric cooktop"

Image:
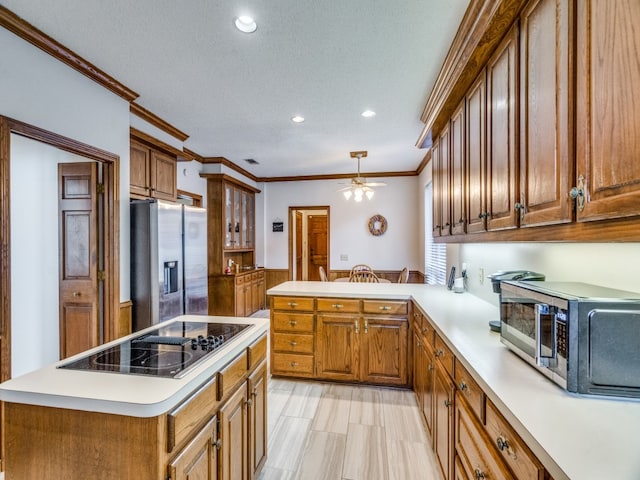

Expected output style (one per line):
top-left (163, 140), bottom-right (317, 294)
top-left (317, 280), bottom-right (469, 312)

top-left (59, 321), bottom-right (251, 378)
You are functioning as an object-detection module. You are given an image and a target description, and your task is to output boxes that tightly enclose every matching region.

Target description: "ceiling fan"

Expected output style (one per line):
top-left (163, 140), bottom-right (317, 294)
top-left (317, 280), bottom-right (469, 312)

top-left (338, 151), bottom-right (386, 201)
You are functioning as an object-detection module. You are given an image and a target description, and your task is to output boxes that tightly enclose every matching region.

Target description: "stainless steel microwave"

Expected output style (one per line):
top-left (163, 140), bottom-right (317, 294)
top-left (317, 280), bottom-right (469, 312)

top-left (499, 281), bottom-right (640, 398)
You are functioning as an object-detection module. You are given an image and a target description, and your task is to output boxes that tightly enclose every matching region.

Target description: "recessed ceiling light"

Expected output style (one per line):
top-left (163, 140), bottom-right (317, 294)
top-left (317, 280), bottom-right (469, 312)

top-left (234, 16), bottom-right (257, 33)
top-left (361, 110), bottom-right (376, 118)
top-left (291, 115), bottom-right (305, 123)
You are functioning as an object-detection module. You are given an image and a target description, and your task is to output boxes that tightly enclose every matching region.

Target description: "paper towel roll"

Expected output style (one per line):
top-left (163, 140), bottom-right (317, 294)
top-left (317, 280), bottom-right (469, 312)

top-left (454, 277), bottom-right (464, 293)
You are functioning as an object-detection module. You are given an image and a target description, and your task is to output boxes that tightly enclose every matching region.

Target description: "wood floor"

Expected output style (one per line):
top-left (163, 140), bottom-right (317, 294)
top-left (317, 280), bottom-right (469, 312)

top-left (259, 377), bottom-right (442, 480)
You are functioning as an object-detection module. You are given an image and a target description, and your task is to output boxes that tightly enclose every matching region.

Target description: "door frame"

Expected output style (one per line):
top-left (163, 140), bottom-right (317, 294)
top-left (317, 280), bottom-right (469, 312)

top-left (288, 205), bottom-right (330, 281)
top-left (0, 115), bottom-right (120, 382)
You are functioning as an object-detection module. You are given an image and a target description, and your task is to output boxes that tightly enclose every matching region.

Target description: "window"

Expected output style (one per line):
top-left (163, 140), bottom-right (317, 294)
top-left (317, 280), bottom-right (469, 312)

top-left (425, 183), bottom-right (446, 285)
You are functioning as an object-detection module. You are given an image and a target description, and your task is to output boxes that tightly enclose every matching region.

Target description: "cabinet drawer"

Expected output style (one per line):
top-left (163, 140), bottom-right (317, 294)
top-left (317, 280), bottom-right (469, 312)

top-left (316, 298), bottom-right (360, 313)
top-left (455, 395), bottom-right (511, 480)
top-left (167, 377), bottom-right (217, 452)
top-left (235, 275), bottom-right (245, 285)
top-left (455, 360), bottom-right (484, 422)
top-left (217, 350), bottom-right (248, 400)
top-left (485, 400), bottom-right (545, 480)
top-left (272, 333), bottom-right (314, 354)
top-left (247, 334), bottom-right (267, 371)
top-left (272, 312), bottom-right (314, 333)
top-left (257, 270), bottom-right (265, 279)
top-left (434, 334), bottom-right (454, 379)
top-left (251, 272), bottom-right (258, 281)
top-left (362, 300), bottom-right (408, 315)
top-left (272, 296), bottom-right (314, 311)
top-left (272, 353), bottom-right (314, 375)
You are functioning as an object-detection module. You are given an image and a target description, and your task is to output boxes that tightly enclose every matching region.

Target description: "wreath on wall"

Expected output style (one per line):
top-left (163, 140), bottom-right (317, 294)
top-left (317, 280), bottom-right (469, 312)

top-left (368, 214), bottom-right (388, 236)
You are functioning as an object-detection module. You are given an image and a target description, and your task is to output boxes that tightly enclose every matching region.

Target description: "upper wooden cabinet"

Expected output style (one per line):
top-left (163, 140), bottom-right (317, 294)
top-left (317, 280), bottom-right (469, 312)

top-left (576, 0), bottom-right (640, 222)
top-left (130, 139), bottom-right (177, 202)
top-left (519, 0), bottom-right (572, 227)
top-left (425, 0), bottom-right (640, 241)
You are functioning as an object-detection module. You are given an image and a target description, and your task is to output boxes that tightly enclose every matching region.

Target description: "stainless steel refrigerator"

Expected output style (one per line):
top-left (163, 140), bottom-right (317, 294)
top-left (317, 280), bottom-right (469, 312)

top-left (130, 200), bottom-right (208, 332)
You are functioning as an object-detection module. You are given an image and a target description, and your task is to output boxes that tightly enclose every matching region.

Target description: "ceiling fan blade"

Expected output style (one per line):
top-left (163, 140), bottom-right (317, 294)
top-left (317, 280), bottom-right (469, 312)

top-left (337, 186), bottom-right (354, 192)
top-left (363, 182), bottom-right (387, 187)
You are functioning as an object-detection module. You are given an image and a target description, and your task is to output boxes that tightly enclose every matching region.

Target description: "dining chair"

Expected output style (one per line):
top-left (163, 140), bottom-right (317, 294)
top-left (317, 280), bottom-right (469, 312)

top-left (319, 266), bottom-right (328, 282)
top-left (349, 270), bottom-right (380, 283)
top-left (397, 267), bottom-right (409, 283)
top-left (350, 264), bottom-right (373, 276)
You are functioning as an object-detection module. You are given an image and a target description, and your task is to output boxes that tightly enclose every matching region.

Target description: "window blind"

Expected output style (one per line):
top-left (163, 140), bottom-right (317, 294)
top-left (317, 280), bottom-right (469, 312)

top-left (425, 183), bottom-right (447, 285)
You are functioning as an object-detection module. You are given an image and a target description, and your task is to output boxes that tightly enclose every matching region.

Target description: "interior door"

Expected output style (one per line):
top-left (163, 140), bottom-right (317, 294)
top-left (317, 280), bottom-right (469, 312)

top-left (306, 215), bottom-right (327, 281)
top-left (58, 162), bottom-right (100, 359)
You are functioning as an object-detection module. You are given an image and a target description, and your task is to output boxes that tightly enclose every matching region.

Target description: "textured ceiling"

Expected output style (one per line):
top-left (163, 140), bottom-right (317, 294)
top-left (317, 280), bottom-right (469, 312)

top-left (1, 0), bottom-right (470, 178)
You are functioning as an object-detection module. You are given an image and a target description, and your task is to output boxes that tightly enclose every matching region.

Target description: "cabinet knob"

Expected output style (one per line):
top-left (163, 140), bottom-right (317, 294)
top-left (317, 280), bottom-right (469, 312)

top-left (246, 398), bottom-right (253, 407)
top-left (474, 469), bottom-right (487, 480)
top-left (213, 438), bottom-right (222, 450)
top-left (290, 361), bottom-right (298, 367)
top-left (428, 365), bottom-right (434, 372)
top-left (289, 341), bottom-right (297, 347)
top-left (570, 175), bottom-right (586, 212)
top-left (289, 320), bottom-right (297, 327)
top-left (72, 292), bottom-right (81, 297)
top-left (459, 381), bottom-right (468, 391)
top-left (435, 349), bottom-right (444, 358)
top-left (422, 326), bottom-right (429, 334)
top-left (379, 305), bottom-right (391, 311)
top-left (332, 304), bottom-right (343, 309)
top-left (364, 320), bottom-right (368, 333)
top-left (287, 302), bottom-right (298, 307)
top-left (444, 399), bottom-right (452, 408)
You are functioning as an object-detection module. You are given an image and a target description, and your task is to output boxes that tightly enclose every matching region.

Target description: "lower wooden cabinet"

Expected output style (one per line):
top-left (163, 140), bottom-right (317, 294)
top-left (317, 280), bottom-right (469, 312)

top-left (248, 361), bottom-right (268, 480)
top-left (413, 331), bottom-right (435, 441)
top-left (219, 382), bottom-right (249, 480)
top-left (271, 296), bottom-right (409, 387)
top-left (168, 415), bottom-right (219, 480)
top-left (434, 361), bottom-right (455, 480)
top-left (209, 270), bottom-right (265, 317)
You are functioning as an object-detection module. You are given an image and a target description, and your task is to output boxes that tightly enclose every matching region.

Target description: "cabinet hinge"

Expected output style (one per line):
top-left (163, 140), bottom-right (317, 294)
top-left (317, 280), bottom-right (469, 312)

top-left (97, 270), bottom-right (106, 281)
top-left (97, 183), bottom-right (105, 194)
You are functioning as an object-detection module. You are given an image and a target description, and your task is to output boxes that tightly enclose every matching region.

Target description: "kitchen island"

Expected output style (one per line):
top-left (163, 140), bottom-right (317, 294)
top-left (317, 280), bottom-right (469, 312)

top-left (268, 281), bottom-right (640, 480)
top-left (0, 314), bottom-right (269, 480)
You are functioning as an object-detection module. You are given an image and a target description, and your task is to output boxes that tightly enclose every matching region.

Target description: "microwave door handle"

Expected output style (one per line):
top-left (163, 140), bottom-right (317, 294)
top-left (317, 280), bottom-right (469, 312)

top-left (535, 303), bottom-right (555, 367)
top-left (535, 303), bottom-right (543, 366)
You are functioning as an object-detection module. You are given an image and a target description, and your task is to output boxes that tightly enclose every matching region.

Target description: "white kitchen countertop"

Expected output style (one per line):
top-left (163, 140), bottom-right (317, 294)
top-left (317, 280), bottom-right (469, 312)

top-left (0, 315), bottom-right (268, 418)
top-left (268, 281), bottom-right (640, 480)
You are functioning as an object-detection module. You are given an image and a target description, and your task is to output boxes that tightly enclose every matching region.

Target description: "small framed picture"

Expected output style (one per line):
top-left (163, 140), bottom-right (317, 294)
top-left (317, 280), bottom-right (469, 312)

top-left (447, 266), bottom-right (456, 290)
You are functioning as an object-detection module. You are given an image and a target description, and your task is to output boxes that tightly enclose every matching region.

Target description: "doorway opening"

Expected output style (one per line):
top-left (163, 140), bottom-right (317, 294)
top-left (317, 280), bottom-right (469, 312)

top-left (288, 206), bottom-right (330, 281)
top-left (0, 116), bottom-right (120, 382)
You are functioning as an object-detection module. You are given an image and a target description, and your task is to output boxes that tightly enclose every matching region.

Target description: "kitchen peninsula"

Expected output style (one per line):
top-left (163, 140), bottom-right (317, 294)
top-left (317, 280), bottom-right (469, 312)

top-left (267, 281), bottom-right (640, 480)
top-left (0, 315), bottom-right (269, 480)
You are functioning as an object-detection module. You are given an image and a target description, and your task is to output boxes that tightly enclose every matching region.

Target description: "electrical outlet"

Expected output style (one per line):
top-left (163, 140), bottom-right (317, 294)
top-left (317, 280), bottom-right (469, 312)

top-left (479, 267), bottom-right (484, 284)
top-left (340, 254), bottom-right (349, 262)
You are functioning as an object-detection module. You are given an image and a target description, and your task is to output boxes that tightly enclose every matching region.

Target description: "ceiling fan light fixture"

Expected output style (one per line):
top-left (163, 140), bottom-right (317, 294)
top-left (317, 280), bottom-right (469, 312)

top-left (343, 190), bottom-right (352, 200)
top-left (234, 16), bottom-right (257, 33)
top-left (365, 190), bottom-right (374, 200)
top-left (339, 150), bottom-right (386, 201)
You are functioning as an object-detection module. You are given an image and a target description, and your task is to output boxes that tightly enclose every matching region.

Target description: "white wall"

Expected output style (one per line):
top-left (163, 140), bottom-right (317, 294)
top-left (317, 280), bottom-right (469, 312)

top-left (176, 160), bottom-right (208, 203)
top-left (262, 177), bottom-right (421, 272)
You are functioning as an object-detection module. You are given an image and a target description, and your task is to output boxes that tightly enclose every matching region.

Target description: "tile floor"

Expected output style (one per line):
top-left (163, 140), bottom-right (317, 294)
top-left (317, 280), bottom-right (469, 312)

top-left (259, 378), bottom-right (442, 480)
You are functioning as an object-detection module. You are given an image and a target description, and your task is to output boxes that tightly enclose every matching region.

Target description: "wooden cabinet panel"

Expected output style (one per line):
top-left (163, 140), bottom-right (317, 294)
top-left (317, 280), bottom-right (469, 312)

top-left (218, 351), bottom-right (248, 401)
top-left (150, 150), bottom-right (177, 201)
top-left (451, 100), bottom-right (466, 235)
top-left (519, 0), bottom-right (572, 227)
top-left (316, 314), bottom-right (359, 382)
top-left (272, 297), bottom-right (315, 312)
top-left (272, 312), bottom-right (314, 333)
top-left (168, 415), bottom-right (218, 480)
top-left (439, 124), bottom-right (452, 236)
top-left (360, 317), bottom-right (408, 386)
top-left (454, 360), bottom-right (484, 424)
top-left (219, 383), bottom-right (248, 480)
top-left (435, 334), bottom-right (455, 380)
top-left (362, 300), bottom-right (408, 316)
top-left (432, 139), bottom-right (443, 237)
top-left (248, 361), bottom-right (267, 480)
top-left (485, 400), bottom-right (544, 480)
top-left (434, 362), bottom-right (455, 480)
top-left (272, 333), bottom-right (314, 354)
top-left (316, 298), bottom-right (360, 313)
top-left (576, 0), bottom-right (640, 222)
top-left (486, 24), bottom-right (519, 231)
top-left (455, 395), bottom-right (511, 480)
top-left (130, 140), bottom-right (150, 198)
top-left (167, 377), bottom-right (218, 452)
top-left (271, 353), bottom-right (314, 376)
top-left (413, 332), bottom-right (435, 442)
top-left (466, 71), bottom-right (487, 234)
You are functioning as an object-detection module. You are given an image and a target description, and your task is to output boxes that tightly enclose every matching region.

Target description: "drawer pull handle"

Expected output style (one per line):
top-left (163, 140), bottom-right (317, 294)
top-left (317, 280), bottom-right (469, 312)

top-left (459, 381), bottom-right (468, 391)
top-left (332, 303), bottom-right (343, 309)
top-left (287, 302), bottom-right (298, 308)
top-left (496, 435), bottom-right (516, 458)
top-left (246, 398), bottom-right (253, 407)
top-left (422, 326), bottom-right (429, 334)
top-left (379, 305), bottom-right (391, 311)
top-left (289, 320), bottom-right (297, 327)
top-left (428, 365), bottom-right (434, 372)
top-left (213, 439), bottom-right (222, 450)
top-left (444, 399), bottom-right (452, 408)
top-left (435, 349), bottom-right (444, 358)
top-left (355, 320), bottom-right (359, 334)
top-left (364, 320), bottom-right (368, 334)
top-left (289, 341), bottom-right (297, 347)
top-left (290, 362), bottom-right (298, 367)
top-left (416, 340), bottom-right (421, 348)
top-left (474, 469), bottom-right (487, 480)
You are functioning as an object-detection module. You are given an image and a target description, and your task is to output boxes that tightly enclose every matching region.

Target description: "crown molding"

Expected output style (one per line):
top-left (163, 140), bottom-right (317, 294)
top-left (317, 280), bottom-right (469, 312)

top-left (416, 150), bottom-right (432, 176)
top-left (0, 6), bottom-right (139, 102)
top-left (199, 173), bottom-right (261, 194)
top-left (258, 170), bottom-right (418, 183)
top-left (130, 127), bottom-right (184, 158)
top-left (130, 102), bottom-right (189, 142)
top-left (202, 156), bottom-right (259, 182)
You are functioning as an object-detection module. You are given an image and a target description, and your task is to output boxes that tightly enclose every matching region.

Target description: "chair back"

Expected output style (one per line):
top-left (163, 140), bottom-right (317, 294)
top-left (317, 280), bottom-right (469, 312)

top-left (397, 267), bottom-right (409, 283)
top-left (350, 264), bottom-right (372, 275)
top-left (319, 266), bottom-right (328, 282)
top-left (349, 270), bottom-right (379, 283)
